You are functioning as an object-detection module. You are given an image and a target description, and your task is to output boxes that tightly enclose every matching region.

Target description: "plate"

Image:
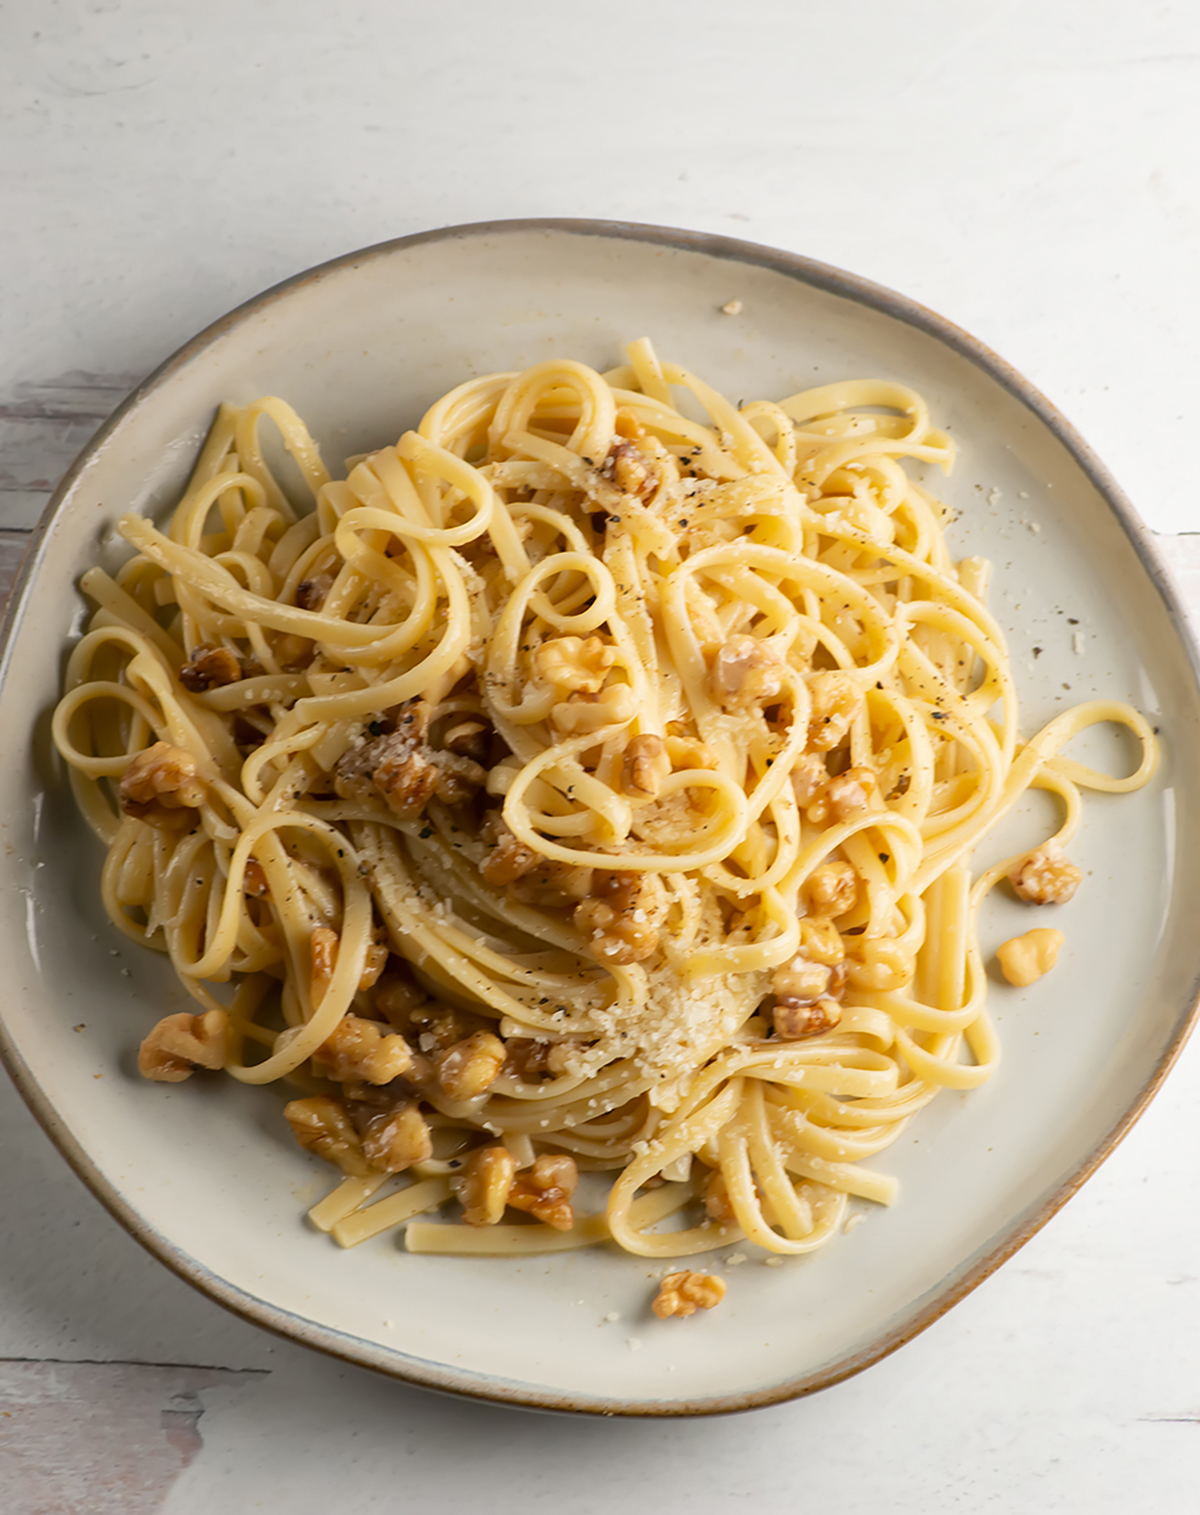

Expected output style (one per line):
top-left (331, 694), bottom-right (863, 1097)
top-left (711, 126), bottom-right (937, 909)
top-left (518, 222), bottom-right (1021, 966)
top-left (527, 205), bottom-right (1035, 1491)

top-left (3, 219), bottom-right (1199, 1415)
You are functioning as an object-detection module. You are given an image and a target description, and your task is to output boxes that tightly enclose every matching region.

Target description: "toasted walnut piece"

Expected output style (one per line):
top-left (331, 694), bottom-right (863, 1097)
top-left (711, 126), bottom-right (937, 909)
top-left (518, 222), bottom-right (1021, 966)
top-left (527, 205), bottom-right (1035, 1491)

top-left (309, 925), bottom-right (339, 1006)
top-left (652, 1270), bottom-right (727, 1319)
top-left (334, 701), bottom-right (483, 819)
top-left (550, 684), bottom-right (637, 734)
top-left (284, 1096), bottom-right (369, 1175)
top-left (316, 1013), bottom-right (414, 1085)
top-left (509, 860), bottom-right (594, 910)
top-left (373, 969), bottom-right (430, 1030)
top-left (508, 1153), bottom-right (578, 1231)
top-left (806, 671), bottom-right (863, 752)
top-left (137, 1009), bottom-right (228, 1082)
top-left (702, 1170), bottom-right (737, 1225)
top-left (119, 742), bottom-right (206, 821)
top-left (771, 954), bottom-right (833, 1004)
top-left (295, 573), bottom-right (334, 611)
top-left (503, 1037), bottom-right (555, 1081)
top-left (433, 1031), bottom-right (507, 1101)
top-left (452, 1144), bottom-right (517, 1226)
top-left (799, 917), bottom-right (844, 966)
top-left (442, 719), bottom-right (489, 762)
top-left (602, 438), bottom-right (657, 500)
top-left (1009, 843), bottom-right (1082, 906)
top-left (846, 937), bottom-right (915, 992)
top-left (665, 733), bottom-right (719, 770)
top-left (359, 938), bottom-right (389, 991)
top-left (997, 927), bottom-right (1065, 987)
top-left (774, 996), bottom-right (843, 1040)
top-left (620, 734), bottom-right (671, 798)
top-left (179, 643), bottom-right (242, 692)
top-left (242, 859), bottom-right (270, 897)
top-left (790, 752), bottom-right (828, 807)
top-left (806, 860), bottom-right (858, 917)
top-left (479, 813), bottom-right (541, 886)
top-left (358, 1103), bottom-right (432, 1173)
top-left (410, 1003), bottom-right (488, 1054)
top-left (809, 766), bottom-right (877, 825)
top-left (573, 871), bottom-right (665, 966)
top-left (711, 635), bottom-right (785, 710)
top-left (533, 636), bottom-right (616, 694)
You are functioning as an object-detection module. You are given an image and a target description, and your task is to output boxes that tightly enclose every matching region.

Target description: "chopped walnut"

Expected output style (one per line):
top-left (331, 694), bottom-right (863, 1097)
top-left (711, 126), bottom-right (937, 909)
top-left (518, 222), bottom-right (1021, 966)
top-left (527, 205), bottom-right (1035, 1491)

top-left (284, 1096), bottom-right (369, 1175)
top-left (372, 969), bottom-right (430, 1029)
top-left (310, 925), bottom-right (338, 1005)
top-left (452, 1144), bottom-right (516, 1225)
top-left (315, 1013), bottom-right (414, 1085)
top-left (357, 1103), bottom-right (432, 1172)
top-left (503, 1037), bottom-right (555, 1081)
top-left (710, 635), bottom-right (785, 710)
top-left (774, 996), bottom-right (843, 1040)
top-left (806, 860), bottom-right (858, 917)
top-left (243, 858), bottom-right (270, 897)
top-left (334, 701), bottom-right (484, 819)
top-left (295, 573), bottom-right (334, 611)
top-left (442, 718), bottom-right (490, 762)
top-left (790, 752), bottom-right (828, 806)
top-left (359, 936), bottom-right (389, 990)
top-left (533, 635), bottom-right (616, 694)
top-left (652, 1270), bottom-right (727, 1319)
top-left (771, 953), bottom-right (833, 1003)
top-left (997, 927), bottom-right (1065, 987)
top-left (602, 438), bottom-right (657, 500)
top-left (1009, 842), bottom-right (1082, 905)
top-left (806, 671), bottom-right (863, 752)
top-left (808, 766), bottom-right (877, 825)
top-left (549, 684), bottom-right (637, 733)
top-left (508, 1153), bottom-right (578, 1231)
top-left (433, 1031), bottom-right (507, 1101)
top-left (573, 871), bottom-right (665, 965)
top-left (479, 814), bottom-right (541, 886)
top-left (665, 732), bottom-right (719, 770)
top-left (620, 733), bottom-right (671, 798)
top-left (798, 917), bottom-right (844, 966)
top-left (179, 643), bottom-right (242, 692)
top-left (410, 1002), bottom-right (488, 1053)
top-left (702, 1169), bottom-right (737, 1225)
top-left (137, 1009), bottom-right (228, 1082)
top-left (119, 742), bottom-right (205, 822)
top-left (508, 860), bottom-right (594, 909)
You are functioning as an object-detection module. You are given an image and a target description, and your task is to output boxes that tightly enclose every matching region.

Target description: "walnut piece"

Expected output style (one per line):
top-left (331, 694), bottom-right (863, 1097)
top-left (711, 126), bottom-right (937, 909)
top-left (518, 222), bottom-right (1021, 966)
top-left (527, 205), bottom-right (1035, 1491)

top-left (620, 733), bottom-right (671, 798)
top-left (806, 860), bottom-right (858, 917)
top-left (533, 635), bottom-right (615, 694)
top-left (702, 1170), bottom-right (737, 1225)
top-left (137, 1009), bottom-right (228, 1082)
top-left (119, 742), bottom-right (205, 822)
top-left (997, 927), bottom-right (1065, 987)
top-left (798, 917), bottom-right (844, 966)
top-left (771, 953), bottom-right (833, 1004)
top-left (508, 1153), bottom-right (578, 1231)
top-left (179, 643), bottom-right (242, 692)
top-left (1009, 842), bottom-right (1082, 905)
top-left (479, 814), bottom-right (541, 886)
top-left (503, 1037), bottom-right (555, 1081)
top-left (573, 871), bottom-right (665, 965)
top-left (357, 1103), bottom-right (432, 1172)
top-left (652, 1270), bottom-right (727, 1319)
top-left (806, 671), bottom-right (863, 752)
top-left (334, 700), bottom-right (484, 819)
top-left (284, 1096), bottom-right (370, 1175)
top-left (549, 684), bottom-right (637, 734)
top-left (773, 996), bottom-right (843, 1040)
top-left (790, 752), bottom-right (828, 806)
top-left (602, 438), bottom-right (657, 500)
top-left (295, 573), bottom-right (334, 611)
top-left (372, 969), bottom-right (429, 1028)
top-left (808, 766), bottom-right (877, 825)
top-left (316, 1013), bottom-right (414, 1085)
top-left (710, 635), bottom-right (785, 710)
top-left (452, 1144), bottom-right (517, 1226)
top-left (433, 1031), bottom-right (507, 1101)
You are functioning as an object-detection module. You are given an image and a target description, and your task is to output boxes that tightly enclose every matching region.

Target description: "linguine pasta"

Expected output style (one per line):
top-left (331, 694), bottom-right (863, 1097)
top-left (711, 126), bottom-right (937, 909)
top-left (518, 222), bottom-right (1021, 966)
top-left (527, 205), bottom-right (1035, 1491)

top-left (52, 341), bottom-right (1158, 1262)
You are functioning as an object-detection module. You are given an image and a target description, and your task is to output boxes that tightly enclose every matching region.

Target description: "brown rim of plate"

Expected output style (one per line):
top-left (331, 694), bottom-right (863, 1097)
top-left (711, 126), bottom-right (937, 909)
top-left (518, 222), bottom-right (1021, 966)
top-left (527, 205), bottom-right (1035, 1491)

top-left (2, 217), bottom-right (1198, 1418)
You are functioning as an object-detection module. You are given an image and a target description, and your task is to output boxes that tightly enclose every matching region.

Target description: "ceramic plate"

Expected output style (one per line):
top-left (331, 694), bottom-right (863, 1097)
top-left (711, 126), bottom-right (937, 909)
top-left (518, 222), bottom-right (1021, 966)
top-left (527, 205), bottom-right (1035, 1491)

top-left (3, 220), bottom-right (1199, 1415)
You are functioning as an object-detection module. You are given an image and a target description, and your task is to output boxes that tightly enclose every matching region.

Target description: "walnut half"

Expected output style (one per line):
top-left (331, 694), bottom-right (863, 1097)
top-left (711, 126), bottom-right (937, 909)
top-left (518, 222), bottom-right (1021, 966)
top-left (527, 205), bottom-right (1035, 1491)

top-left (652, 1270), bottom-right (727, 1319)
top-left (137, 1009), bottom-right (228, 1082)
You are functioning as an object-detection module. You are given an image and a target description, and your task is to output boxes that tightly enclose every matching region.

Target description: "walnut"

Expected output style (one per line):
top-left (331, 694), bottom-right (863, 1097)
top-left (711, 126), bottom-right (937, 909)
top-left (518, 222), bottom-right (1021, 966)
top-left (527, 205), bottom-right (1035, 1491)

top-left (806, 671), bottom-right (863, 752)
top-left (573, 871), bottom-right (665, 965)
top-left (357, 1103), bottom-right (432, 1172)
top-left (798, 917), bottom-right (844, 966)
top-left (601, 438), bottom-right (657, 500)
top-left (508, 1153), bottom-right (578, 1231)
top-left (503, 1037), bottom-right (555, 1080)
top-left (137, 1009), bottom-right (228, 1082)
top-left (334, 701), bottom-right (484, 819)
top-left (359, 937), bottom-right (389, 990)
top-left (549, 684), bottom-right (637, 733)
top-left (432, 1031), bottom-right (507, 1101)
top-left (620, 734), bottom-right (671, 798)
top-left (179, 643), bottom-right (242, 692)
top-left (533, 635), bottom-right (615, 694)
top-left (452, 1144), bottom-right (516, 1226)
top-left (790, 752), bottom-right (828, 806)
top-left (997, 927), bottom-right (1065, 987)
top-left (845, 937), bottom-right (915, 992)
top-left (771, 953), bottom-right (833, 1004)
top-left (410, 1002), bottom-right (488, 1053)
top-left (1009, 842), bottom-right (1082, 905)
top-left (295, 573), bottom-right (334, 611)
top-left (315, 1013), bottom-right (414, 1085)
top-left (283, 1096), bottom-right (369, 1175)
top-left (805, 860), bottom-right (858, 917)
top-left (773, 996), bottom-right (843, 1040)
top-left (508, 860), bottom-right (594, 910)
top-left (702, 1169), bottom-right (737, 1225)
top-left (652, 1270), bottom-right (727, 1319)
top-left (665, 733), bottom-right (719, 770)
top-left (442, 718), bottom-right (489, 762)
top-left (479, 814), bottom-right (542, 886)
top-left (710, 635), bottom-right (785, 710)
top-left (119, 742), bottom-right (205, 822)
top-left (372, 969), bottom-right (430, 1029)
top-left (309, 924), bottom-right (338, 1005)
top-left (808, 766), bottom-right (877, 825)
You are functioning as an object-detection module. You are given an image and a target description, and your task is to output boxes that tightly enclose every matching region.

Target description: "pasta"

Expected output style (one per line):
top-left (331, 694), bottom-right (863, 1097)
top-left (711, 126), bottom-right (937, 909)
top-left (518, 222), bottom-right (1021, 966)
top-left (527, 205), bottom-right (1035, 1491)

top-left (51, 341), bottom-right (1158, 1264)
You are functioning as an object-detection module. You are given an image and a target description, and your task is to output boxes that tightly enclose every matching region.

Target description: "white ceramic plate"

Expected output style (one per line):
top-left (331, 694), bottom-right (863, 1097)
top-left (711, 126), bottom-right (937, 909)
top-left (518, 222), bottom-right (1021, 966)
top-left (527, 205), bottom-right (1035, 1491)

top-left (3, 220), bottom-right (1199, 1415)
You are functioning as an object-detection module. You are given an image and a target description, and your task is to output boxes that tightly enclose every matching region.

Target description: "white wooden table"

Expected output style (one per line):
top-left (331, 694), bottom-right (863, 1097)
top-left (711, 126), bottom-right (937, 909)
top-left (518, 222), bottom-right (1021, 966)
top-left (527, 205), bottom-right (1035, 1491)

top-left (3, 3), bottom-right (1200, 1509)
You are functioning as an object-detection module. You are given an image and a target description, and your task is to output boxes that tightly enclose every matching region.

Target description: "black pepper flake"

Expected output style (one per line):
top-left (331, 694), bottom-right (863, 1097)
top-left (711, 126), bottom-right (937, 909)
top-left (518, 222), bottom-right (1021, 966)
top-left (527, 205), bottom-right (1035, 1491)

top-left (1067, 618), bottom-right (1079, 625)
top-left (367, 720), bottom-right (385, 737)
top-left (1032, 646), bottom-right (1043, 658)
top-left (932, 711), bottom-right (947, 721)
top-left (419, 827), bottom-right (434, 839)
top-left (879, 853), bottom-right (890, 864)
